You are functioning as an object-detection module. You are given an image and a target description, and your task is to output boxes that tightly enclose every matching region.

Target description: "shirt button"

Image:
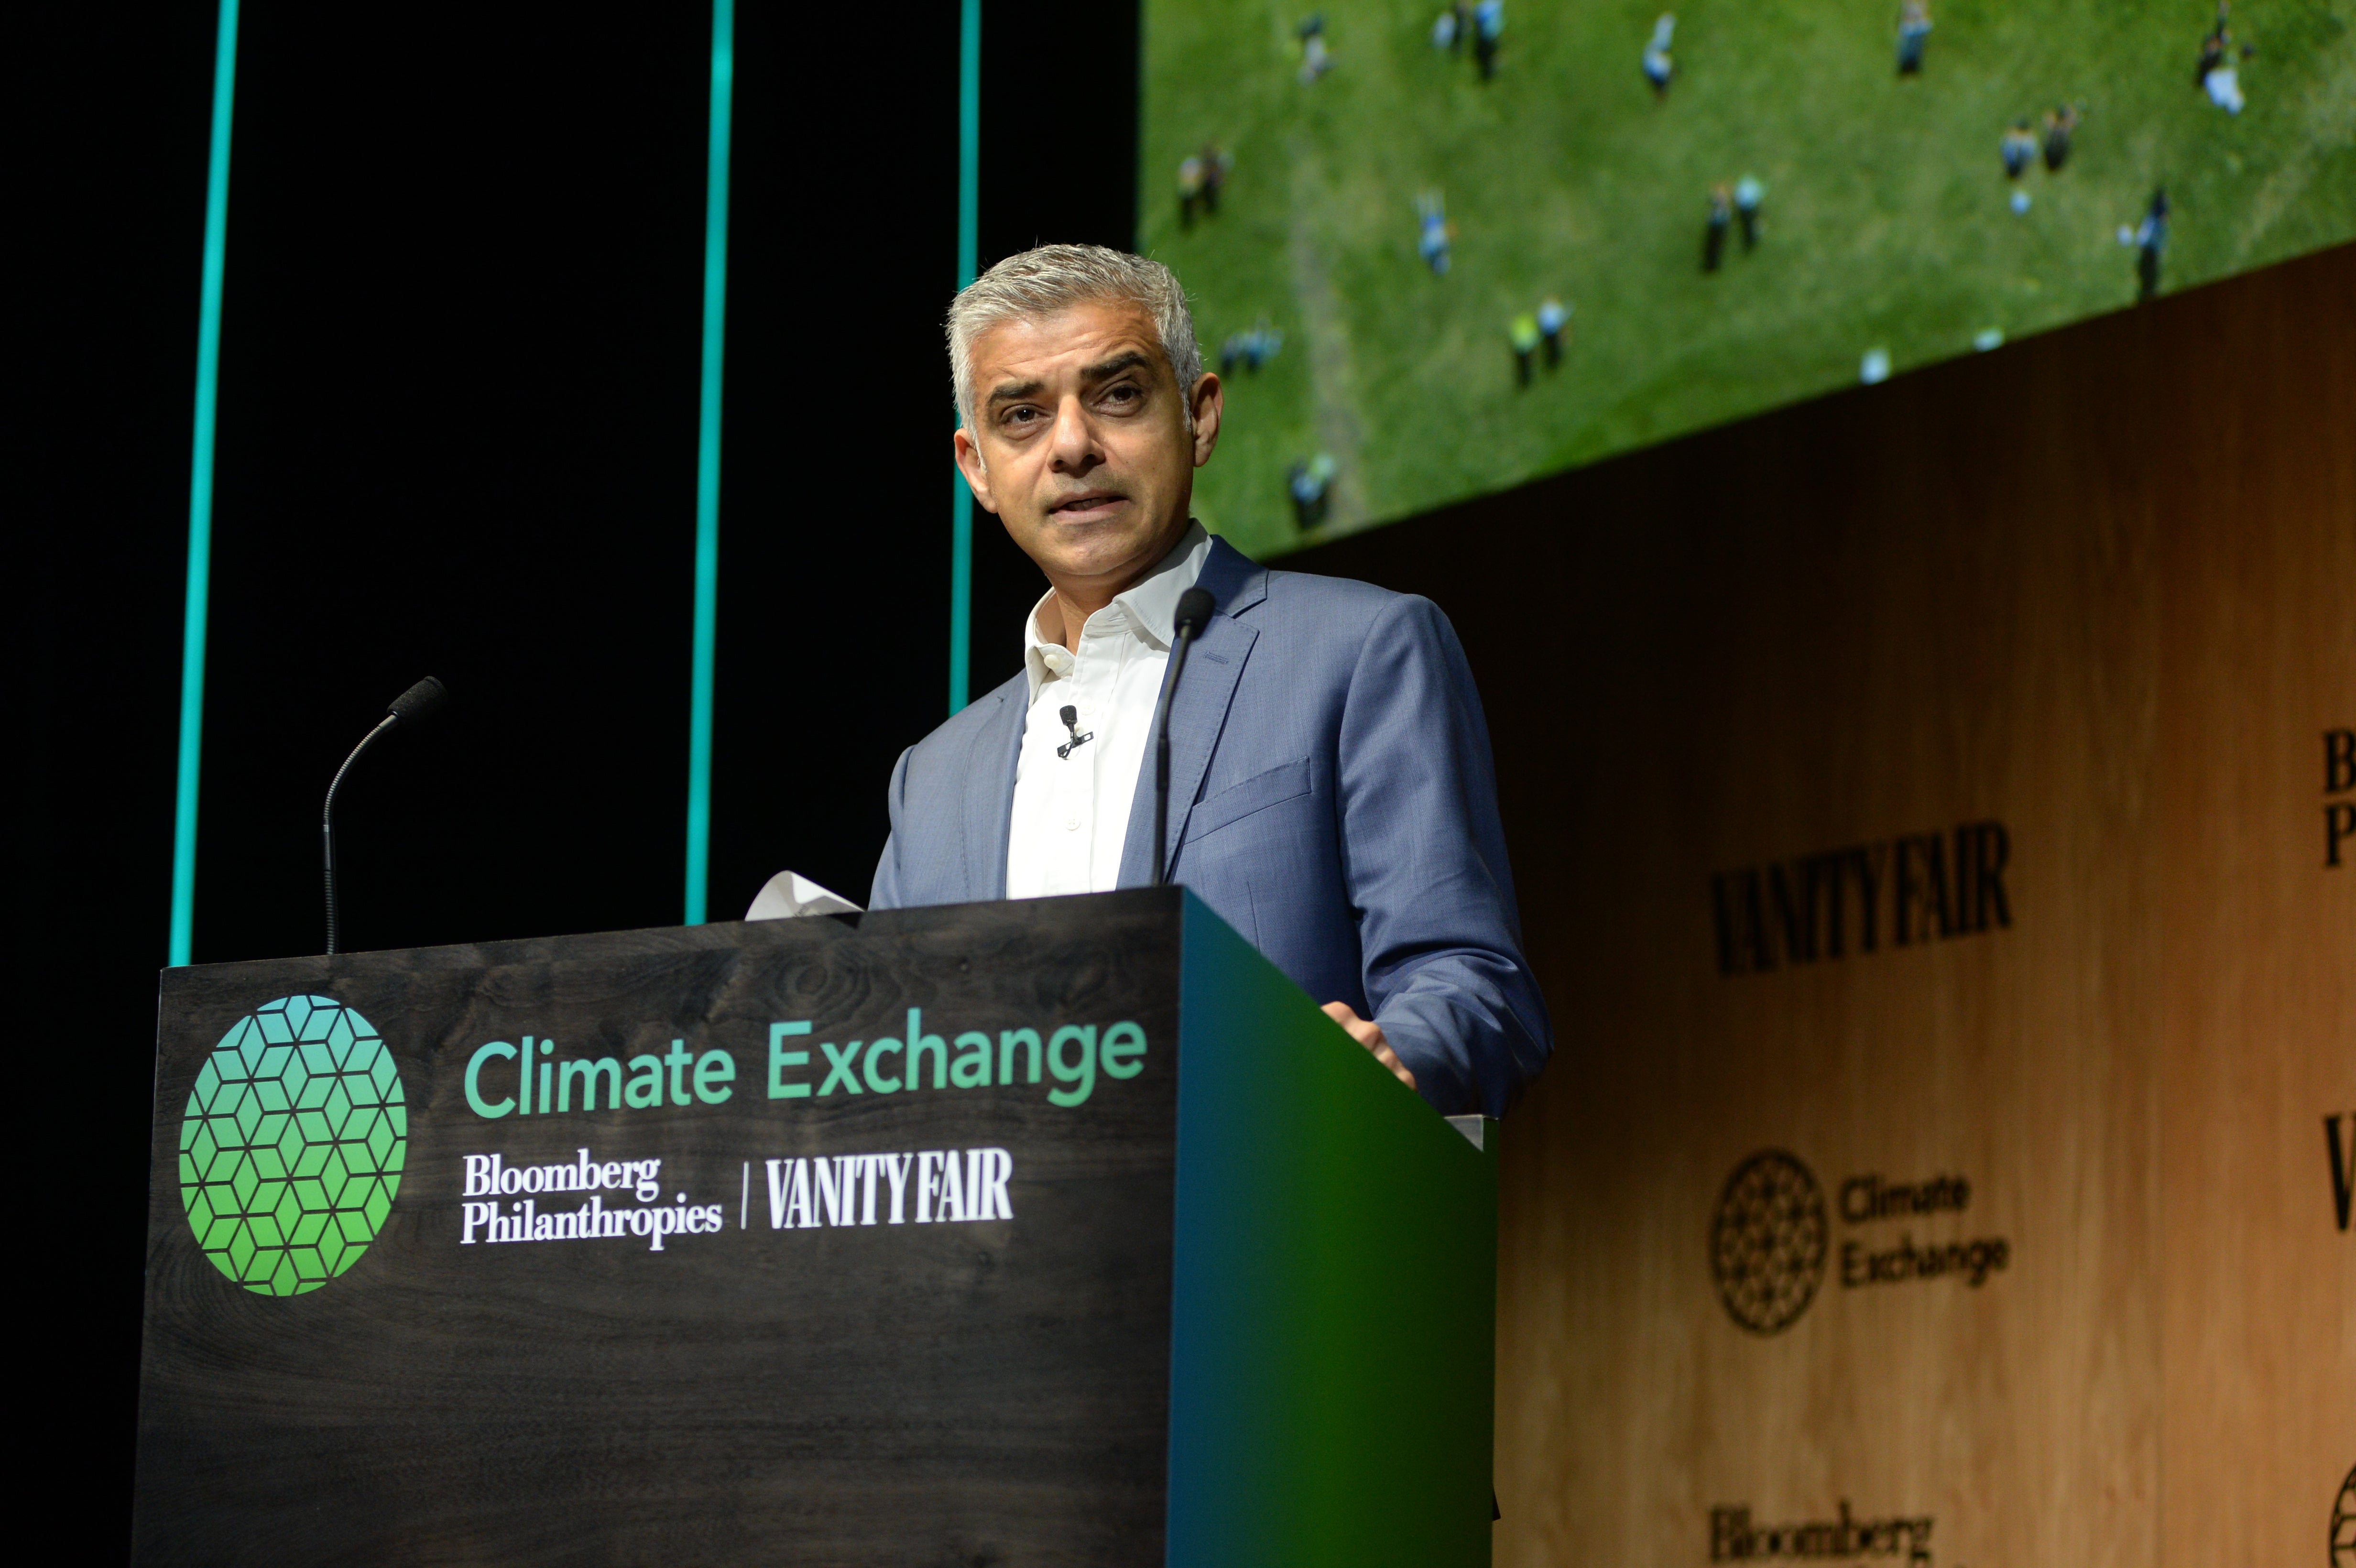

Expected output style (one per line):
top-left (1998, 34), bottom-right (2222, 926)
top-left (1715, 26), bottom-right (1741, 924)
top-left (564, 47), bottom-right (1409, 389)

top-left (1063, 815), bottom-right (1081, 831)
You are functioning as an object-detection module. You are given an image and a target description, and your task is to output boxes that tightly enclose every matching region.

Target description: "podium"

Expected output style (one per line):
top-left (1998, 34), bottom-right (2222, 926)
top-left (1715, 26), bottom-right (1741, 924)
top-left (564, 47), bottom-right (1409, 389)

top-left (132, 888), bottom-right (1498, 1565)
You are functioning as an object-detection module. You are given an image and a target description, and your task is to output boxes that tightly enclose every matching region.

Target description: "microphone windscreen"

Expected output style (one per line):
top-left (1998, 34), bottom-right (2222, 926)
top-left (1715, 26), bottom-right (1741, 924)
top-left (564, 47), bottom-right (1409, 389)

top-left (1174, 587), bottom-right (1216, 637)
top-left (388, 676), bottom-right (449, 726)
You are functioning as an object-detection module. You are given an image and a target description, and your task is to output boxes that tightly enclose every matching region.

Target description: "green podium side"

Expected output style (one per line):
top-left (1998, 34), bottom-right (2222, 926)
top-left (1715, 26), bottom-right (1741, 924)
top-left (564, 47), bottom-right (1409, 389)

top-left (132, 887), bottom-right (1496, 1565)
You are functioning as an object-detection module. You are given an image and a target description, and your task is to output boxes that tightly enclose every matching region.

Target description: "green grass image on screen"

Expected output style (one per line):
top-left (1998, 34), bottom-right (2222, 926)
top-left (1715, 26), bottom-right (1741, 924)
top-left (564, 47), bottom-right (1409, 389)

top-left (1142, 0), bottom-right (2356, 558)
top-left (179, 995), bottom-right (406, 1296)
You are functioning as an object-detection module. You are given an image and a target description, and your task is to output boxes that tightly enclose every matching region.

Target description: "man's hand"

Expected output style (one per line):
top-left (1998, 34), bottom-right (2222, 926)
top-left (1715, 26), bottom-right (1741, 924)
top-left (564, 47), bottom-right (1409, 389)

top-left (1322, 1002), bottom-right (1418, 1093)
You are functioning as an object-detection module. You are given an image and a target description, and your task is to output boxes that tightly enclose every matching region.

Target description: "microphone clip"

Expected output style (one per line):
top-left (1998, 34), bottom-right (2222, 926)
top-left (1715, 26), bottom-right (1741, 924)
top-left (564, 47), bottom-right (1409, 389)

top-left (1055, 704), bottom-right (1094, 760)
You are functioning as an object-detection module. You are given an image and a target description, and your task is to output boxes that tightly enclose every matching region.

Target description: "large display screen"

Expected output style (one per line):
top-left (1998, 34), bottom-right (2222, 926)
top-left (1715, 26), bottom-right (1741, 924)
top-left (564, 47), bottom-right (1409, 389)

top-left (1142, 0), bottom-right (2356, 556)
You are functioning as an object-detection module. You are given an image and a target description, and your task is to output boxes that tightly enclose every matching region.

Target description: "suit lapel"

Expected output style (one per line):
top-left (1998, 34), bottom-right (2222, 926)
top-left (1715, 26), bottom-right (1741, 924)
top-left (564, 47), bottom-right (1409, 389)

top-left (1115, 538), bottom-right (1268, 887)
top-left (961, 681), bottom-right (1025, 901)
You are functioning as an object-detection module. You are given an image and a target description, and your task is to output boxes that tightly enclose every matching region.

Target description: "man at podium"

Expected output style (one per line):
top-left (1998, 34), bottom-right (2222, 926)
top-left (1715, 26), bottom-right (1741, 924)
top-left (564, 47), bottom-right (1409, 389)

top-left (870, 244), bottom-right (1549, 1118)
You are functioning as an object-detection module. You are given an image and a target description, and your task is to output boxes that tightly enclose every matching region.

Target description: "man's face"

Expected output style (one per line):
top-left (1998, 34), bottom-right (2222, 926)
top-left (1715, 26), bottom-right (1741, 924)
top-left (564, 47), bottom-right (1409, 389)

top-left (954, 298), bottom-right (1222, 598)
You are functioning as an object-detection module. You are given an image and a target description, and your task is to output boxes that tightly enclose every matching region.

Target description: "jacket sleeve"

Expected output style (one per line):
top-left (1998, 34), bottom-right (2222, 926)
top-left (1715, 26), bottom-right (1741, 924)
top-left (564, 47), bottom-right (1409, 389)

top-left (866, 745), bottom-right (916, 912)
top-left (1337, 595), bottom-right (1552, 1117)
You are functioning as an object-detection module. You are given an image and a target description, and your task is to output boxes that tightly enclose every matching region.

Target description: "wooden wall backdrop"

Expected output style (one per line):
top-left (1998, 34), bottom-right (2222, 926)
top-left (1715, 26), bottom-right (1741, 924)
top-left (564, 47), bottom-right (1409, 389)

top-left (1298, 241), bottom-right (2354, 1568)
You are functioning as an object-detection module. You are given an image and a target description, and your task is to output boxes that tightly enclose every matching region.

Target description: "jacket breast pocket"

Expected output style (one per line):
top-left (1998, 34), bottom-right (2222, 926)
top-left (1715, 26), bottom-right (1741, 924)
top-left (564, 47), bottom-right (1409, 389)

top-left (1186, 756), bottom-right (1314, 842)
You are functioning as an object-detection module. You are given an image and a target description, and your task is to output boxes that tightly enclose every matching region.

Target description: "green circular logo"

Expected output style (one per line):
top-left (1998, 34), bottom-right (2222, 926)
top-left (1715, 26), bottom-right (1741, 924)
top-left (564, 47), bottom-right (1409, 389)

top-left (178, 995), bottom-right (406, 1296)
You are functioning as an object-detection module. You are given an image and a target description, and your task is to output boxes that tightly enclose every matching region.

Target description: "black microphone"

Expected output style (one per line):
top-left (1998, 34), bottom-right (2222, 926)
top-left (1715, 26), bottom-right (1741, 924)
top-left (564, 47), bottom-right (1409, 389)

top-left (1150, 587), bottom-right (1217, 887)
top-left (323, 676), bottom-right (448, 955)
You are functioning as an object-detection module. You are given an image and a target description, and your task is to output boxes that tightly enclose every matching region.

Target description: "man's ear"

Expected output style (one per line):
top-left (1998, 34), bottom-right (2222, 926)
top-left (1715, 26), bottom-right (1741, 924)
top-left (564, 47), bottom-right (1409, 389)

top-left (952, 426), bottom-right (995, 512)
top-left (1189, 373), bottom-right (1224, 467)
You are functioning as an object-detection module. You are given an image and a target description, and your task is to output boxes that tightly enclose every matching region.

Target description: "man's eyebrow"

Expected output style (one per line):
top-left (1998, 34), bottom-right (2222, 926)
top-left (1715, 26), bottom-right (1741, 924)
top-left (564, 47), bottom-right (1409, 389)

top-left (1082, 350), bottom-right (1155, 382)
top-left (985, 350), bottom-right (1156, 410)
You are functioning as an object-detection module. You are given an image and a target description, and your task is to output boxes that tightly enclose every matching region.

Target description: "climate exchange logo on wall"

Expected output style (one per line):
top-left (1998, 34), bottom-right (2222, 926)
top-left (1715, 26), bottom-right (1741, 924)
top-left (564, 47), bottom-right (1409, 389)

top-left (1711, 1149), bottom-right (1830, 1334)
top-left (179, 995), bottom-right (407, 1296)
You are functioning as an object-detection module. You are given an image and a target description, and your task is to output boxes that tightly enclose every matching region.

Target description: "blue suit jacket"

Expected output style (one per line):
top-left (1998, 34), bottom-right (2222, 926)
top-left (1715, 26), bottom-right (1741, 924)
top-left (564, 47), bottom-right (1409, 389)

top-left (869, 537), bottom-right (1550, 1116)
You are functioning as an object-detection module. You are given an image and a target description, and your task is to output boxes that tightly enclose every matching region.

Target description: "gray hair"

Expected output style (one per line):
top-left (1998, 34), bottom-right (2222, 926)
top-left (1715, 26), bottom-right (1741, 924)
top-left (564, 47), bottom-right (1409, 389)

top-left (946, 243), bottom-right (1203, 433)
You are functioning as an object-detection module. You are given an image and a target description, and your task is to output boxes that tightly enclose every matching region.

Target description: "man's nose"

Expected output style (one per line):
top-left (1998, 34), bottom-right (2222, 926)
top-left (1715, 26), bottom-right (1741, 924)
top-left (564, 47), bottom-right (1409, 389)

top-left (1047, 396), bottom-right (1100, 472)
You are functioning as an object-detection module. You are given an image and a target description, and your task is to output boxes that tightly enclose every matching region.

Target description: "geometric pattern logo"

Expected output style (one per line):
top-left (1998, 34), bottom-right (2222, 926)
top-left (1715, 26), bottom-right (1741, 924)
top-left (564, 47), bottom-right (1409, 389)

top-left (178, 995), bottom-right (405, 1296)
top-left (1710, 1149), bottom-right (1829, 1335)
top-left (2334, 1462), bottom-right (2354, 1568)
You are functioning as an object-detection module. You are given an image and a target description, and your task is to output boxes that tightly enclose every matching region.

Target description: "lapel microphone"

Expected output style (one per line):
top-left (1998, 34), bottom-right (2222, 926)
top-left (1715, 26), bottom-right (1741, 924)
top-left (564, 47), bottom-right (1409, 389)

top-left (1056, 705), bottom-right (1094, 760)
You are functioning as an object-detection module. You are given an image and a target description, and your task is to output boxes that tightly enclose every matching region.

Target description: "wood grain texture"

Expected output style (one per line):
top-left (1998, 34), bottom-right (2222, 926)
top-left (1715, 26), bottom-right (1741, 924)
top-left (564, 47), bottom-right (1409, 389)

top-left (1296, 241), bottom-right (2356, 1568)
top-left (2152, 244), bottom-right (2356, 1567)
top-left (135, 891), bottom-right (1185, 1568)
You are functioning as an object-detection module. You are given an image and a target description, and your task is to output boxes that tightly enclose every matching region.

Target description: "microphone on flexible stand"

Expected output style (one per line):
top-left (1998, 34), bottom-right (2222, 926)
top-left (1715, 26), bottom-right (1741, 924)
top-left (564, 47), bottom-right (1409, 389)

top-left (1149, 588), bottom-right (1217, 887)
top-left (323, 676), bottom-right (448, 955)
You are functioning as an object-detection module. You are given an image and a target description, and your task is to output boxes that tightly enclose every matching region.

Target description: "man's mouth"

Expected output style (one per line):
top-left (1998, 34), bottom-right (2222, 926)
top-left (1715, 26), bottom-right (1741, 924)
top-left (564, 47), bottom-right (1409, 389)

top-left (1047, 490), bottom-right (1126, 519)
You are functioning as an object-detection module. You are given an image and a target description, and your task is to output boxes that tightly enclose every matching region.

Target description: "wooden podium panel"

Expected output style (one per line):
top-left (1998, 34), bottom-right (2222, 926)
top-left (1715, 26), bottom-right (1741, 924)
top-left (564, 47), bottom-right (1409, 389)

top-left (132, 889), bottom-right (1497, 1566)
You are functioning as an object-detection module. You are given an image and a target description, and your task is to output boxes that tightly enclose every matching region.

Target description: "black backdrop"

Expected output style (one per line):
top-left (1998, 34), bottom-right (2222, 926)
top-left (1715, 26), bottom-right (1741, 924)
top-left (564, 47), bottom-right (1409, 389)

top-left (15, 0), bottom-right (1134, 1527)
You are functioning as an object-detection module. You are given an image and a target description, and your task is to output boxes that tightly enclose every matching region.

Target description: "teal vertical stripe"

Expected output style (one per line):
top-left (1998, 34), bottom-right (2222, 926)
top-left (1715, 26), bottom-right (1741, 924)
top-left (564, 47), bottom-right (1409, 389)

top-left (685, 0), bottom-right (734, 926)
top-left (170, 0), bottom-right (240, 968)
top-left (948, 0), bottom-right (980, 715)
top-left (955, 0), bottom-right (980, 306)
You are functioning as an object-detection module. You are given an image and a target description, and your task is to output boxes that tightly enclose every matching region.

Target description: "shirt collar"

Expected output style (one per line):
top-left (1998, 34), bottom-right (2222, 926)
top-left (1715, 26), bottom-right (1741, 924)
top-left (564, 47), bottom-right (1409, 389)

top-left (1022, 522), bottom-right (1213, 704)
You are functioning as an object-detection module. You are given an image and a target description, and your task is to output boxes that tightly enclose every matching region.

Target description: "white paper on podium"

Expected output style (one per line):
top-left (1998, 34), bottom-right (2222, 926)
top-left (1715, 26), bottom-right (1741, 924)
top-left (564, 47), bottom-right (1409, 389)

top-left (743, 870), bottom-right (864, 921)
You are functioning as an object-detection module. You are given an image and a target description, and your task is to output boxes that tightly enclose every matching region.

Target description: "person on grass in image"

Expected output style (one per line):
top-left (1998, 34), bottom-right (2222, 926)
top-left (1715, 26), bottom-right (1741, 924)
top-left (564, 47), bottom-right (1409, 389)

top-left (1642, 13), bottom-right (1676, 99)
top-left (1704, 183), bottom-right (1733, 272)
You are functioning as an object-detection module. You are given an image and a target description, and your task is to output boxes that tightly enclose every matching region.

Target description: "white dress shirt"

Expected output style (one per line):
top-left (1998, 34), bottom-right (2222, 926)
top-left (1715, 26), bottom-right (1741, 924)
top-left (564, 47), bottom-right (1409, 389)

top-left (1006, 522), bottom-right (1213, 899)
